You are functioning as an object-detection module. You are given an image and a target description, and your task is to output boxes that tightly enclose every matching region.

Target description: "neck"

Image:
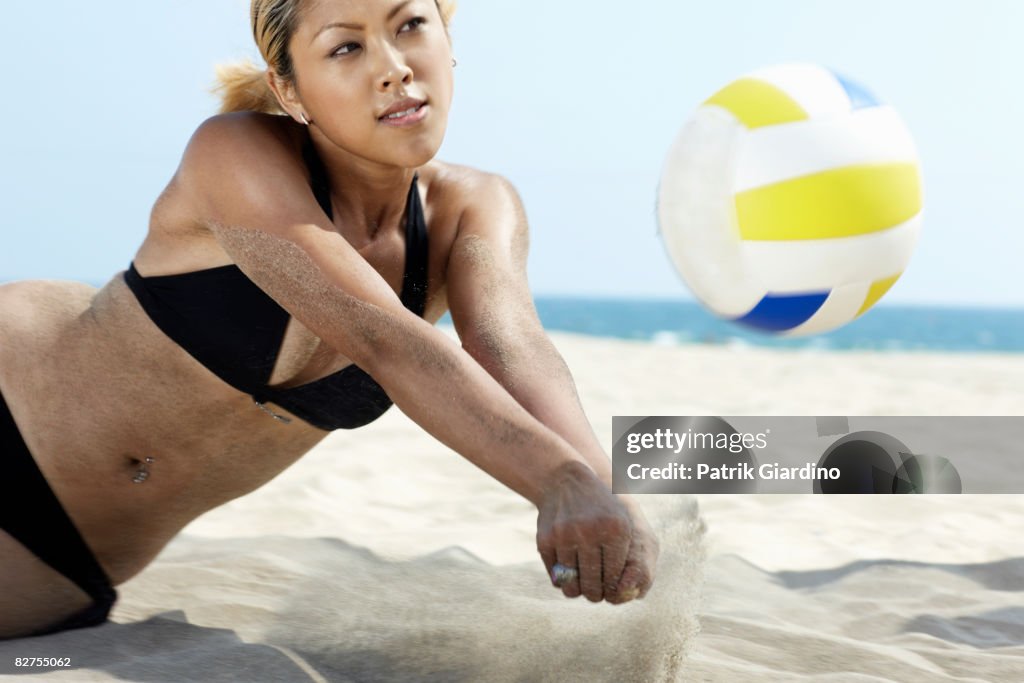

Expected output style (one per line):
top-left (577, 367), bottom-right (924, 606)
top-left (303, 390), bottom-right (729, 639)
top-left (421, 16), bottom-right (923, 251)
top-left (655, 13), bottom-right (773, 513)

top-left (307, 130), bottom-right (418, 249)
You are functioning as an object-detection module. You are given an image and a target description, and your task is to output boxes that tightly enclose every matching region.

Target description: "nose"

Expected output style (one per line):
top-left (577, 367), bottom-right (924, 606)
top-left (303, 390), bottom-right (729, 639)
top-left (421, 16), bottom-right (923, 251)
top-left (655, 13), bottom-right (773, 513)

top-left (376, 43), bottom-right (413, 91)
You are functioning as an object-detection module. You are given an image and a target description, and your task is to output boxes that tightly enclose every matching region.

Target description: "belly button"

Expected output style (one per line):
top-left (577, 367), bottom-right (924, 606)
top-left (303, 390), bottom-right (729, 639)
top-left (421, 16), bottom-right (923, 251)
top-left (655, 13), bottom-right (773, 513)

top-left (130, 456), bottom-right (155, 484)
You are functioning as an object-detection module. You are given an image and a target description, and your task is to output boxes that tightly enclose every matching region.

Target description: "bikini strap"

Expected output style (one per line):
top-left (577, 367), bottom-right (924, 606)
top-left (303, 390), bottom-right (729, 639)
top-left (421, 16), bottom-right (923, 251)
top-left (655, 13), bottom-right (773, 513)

top-left (399, 173), bottom-right (429, 317)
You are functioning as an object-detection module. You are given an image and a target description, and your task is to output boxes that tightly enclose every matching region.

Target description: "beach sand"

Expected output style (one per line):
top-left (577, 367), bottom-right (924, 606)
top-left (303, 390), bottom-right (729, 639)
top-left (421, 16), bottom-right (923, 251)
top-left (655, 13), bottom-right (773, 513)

top-left (2, 332), bottom-right (1022, 682)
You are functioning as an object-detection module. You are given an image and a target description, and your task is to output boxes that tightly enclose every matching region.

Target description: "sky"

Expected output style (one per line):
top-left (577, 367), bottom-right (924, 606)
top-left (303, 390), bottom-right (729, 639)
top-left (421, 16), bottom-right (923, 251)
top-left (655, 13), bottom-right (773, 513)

top-left (1, 0), bottom-right (1022, 308)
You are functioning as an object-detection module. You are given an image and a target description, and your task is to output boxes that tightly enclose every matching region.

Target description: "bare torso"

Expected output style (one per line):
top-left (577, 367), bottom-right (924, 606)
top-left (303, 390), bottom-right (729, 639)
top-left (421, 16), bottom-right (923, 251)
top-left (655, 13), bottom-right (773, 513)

top-left (0, 114), bottom-right (465, 585)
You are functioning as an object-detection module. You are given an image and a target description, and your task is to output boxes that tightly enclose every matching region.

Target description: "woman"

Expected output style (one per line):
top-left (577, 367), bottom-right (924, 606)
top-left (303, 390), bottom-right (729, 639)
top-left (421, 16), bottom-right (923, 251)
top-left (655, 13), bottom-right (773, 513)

top-left (0, 0), bottom-right (658, 639)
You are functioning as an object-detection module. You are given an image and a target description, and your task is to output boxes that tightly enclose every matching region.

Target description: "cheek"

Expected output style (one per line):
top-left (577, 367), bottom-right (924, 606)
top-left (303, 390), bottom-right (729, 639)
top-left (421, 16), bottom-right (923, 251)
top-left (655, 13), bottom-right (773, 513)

top-left (420, 43), bottom-right (455, 99)
top-left (420, 29), bottom-right (453, 68)
top-left (310, 75), bottom-right (369, 120)
top-left (297, 62), bottom-right (352, 104)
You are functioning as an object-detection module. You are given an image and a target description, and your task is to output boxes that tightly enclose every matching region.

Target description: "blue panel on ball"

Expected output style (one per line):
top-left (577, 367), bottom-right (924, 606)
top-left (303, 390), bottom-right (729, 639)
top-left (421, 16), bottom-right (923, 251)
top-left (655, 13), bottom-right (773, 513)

top-left (733, 292), bottom-right (829, 332)
top-left (831, 70), bottom-right (880, 110)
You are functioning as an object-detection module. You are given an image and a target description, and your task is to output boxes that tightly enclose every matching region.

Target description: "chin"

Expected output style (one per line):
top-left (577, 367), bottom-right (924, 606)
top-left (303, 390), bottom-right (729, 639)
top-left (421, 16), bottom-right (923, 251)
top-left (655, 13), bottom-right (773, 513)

top-left (396, 135), bottom-right (446, 168)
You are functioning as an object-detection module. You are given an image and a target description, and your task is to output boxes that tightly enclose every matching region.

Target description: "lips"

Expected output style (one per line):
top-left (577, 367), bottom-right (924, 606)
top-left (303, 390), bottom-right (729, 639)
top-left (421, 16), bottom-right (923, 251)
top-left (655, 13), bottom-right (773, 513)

top-left (378, 97), bottom-right (426, 120)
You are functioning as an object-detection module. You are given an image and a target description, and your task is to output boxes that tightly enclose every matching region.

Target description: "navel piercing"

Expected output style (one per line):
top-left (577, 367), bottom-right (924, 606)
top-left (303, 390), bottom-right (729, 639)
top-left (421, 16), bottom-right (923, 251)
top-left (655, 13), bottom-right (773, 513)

top-left (132, 456), bottom-right (155, 484)
top-left (254, 397), bottom-right (293, 424)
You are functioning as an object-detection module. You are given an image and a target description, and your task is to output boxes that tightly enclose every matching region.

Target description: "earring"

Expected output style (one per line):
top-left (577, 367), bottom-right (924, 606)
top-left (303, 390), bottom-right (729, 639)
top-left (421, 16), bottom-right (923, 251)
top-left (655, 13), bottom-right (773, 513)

top-left (300, 112), bottom-right (311, 125)
top-left (452, 57), bottom-right (458, 68)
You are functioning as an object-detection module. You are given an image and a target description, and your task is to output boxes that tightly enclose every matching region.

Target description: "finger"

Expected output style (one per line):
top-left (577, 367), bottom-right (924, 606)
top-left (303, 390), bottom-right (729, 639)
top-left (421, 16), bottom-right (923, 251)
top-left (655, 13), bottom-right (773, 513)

top-left (636, 551), bottom-right (656, 599)
top-left (600, 535), bottom-right (630, 599)
top-left (612, 537), bottom-right (650, 604)
top-left (614, 562), bottom-right (644, 603)
top-left (637, 533), bottom-right (660, 599)
top-left (578, 545), bottom-right (604, 602)
top-left (555, 546), bottom-right (581, 598)
top-left (538, 542), bottom-right (558, 580)
top-left (605, 546), bottom-right (638, 604)
top-left (633, 540), bottom-right (656, 599)
top-left (625, 558), bottom-right (654, 600)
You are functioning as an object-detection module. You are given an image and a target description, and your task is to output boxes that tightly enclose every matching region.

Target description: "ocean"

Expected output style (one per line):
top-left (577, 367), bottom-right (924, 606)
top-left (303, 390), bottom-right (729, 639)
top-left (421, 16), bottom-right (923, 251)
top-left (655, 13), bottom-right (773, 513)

top-left (517, 298), bottom-right (1024, 353)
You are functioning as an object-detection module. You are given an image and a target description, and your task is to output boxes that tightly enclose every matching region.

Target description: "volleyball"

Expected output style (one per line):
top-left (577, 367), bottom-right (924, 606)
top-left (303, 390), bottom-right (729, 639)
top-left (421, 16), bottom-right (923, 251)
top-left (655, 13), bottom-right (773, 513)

top-left (657, 63), bottom-right (923, 336)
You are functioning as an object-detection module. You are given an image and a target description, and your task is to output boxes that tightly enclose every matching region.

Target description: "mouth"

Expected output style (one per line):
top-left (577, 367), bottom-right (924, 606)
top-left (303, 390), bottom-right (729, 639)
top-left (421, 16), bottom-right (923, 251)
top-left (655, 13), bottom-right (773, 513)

top-left (378, 99), bottom-right (429, 126)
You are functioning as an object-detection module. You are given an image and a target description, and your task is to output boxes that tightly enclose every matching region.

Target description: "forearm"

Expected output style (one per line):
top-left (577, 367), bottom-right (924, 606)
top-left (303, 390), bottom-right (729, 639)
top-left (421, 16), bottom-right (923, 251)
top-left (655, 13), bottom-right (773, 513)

top-left (493, 337), bottom-right (652, 520)
top-left (465, 327), bottom-right (614, 487)
top-left (361, 316), bottom-right (587, 507)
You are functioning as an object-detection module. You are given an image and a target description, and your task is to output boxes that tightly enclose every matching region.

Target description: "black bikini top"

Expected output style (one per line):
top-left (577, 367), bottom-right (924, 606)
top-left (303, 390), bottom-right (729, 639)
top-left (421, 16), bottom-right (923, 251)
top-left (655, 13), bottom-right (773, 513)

top-left (123, 135), bottom-right (429, 431)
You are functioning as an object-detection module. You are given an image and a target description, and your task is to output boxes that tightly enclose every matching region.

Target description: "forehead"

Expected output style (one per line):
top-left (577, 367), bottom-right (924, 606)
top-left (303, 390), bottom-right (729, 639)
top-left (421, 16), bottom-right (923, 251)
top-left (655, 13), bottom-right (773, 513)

top-left (299, 0), bottom-right (422, 27)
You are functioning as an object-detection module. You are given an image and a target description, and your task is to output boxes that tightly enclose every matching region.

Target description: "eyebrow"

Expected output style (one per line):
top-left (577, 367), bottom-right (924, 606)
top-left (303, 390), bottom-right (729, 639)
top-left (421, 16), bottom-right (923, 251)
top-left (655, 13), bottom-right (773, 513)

top-left (312, 0), bottom-right (413, 42)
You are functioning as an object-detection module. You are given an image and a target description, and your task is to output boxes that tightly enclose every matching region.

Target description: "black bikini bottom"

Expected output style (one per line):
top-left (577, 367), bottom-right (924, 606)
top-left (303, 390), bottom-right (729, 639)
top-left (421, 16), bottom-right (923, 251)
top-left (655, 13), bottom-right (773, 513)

top-left (0, 387), bottom-right (117, 637)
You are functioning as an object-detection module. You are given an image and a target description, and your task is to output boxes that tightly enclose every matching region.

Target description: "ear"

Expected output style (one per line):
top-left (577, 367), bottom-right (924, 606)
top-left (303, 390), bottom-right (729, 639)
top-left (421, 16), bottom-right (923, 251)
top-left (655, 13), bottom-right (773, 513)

top-left (266, 71), bottom-right (306, 124)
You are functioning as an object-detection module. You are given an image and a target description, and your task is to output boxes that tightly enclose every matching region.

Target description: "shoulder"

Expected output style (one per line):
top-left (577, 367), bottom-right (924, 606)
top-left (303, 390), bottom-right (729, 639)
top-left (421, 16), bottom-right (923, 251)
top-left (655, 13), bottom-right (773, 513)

top-left (421, 164), bottom-right (530, 287)
top-left (176, 112), bottom-right (311, 227)
top-left (423, 162), bottom-right (526, 241)
top-left (427, 162), bottom-right (521, 208)
top-left (180, 112), bottom-right (305, 183)
top-left (184, 111), bottom-right (300, 159)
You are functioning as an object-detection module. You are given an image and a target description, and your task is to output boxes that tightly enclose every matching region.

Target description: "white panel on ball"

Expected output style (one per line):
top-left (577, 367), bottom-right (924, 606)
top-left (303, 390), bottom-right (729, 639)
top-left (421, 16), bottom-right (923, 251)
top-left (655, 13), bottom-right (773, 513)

top-left (657, 63), bottom-right (923, 336)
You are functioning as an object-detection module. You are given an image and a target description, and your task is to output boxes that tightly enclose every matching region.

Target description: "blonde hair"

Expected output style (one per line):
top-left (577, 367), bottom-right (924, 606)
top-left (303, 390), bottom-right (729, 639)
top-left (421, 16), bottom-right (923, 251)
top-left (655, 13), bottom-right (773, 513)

top-left (214, 0), bottom-right (457, 114)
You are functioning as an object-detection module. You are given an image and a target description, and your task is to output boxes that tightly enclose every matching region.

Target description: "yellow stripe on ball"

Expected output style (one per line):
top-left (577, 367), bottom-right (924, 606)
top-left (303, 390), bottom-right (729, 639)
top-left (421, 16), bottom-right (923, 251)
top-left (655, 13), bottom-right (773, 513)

top-left (856, 273), bottom-right (902, 317)
top-left (704, 78), bottom-right (809, 129)
top-left (734, 163), bottom-right (922, 241)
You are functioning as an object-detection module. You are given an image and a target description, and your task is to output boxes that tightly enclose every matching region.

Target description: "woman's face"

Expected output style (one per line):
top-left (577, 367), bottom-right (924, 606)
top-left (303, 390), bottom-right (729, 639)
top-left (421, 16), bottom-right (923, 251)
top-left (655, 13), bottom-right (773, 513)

top-left (288, 0), bottom-right (453, 169)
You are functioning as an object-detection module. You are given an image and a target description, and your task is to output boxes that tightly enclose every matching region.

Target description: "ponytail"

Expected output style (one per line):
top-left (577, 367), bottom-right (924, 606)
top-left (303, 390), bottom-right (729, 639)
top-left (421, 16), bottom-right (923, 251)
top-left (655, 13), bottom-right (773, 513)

top-left (212, 60), bottom-right (284, 115)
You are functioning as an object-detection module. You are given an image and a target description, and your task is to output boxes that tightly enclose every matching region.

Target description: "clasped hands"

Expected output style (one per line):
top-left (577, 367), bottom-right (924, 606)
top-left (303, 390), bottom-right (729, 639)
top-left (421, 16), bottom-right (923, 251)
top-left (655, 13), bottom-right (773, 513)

top-left (535, 461), bottom-right (659, 604)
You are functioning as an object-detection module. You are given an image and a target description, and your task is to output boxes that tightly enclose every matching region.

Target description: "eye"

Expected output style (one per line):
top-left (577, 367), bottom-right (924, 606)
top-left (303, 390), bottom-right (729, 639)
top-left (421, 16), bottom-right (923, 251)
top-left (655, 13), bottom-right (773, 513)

top-left (331, 42), bottom-right (361, 57)
top-left (399, 16), bottom-right (427, 33)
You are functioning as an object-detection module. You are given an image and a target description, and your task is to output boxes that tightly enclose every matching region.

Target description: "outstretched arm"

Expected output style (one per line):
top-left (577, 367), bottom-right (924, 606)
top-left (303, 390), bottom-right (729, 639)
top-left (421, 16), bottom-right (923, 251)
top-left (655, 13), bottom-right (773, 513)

top-left (445, 175), bottom-right (612, 478)
top-left (180, 115), bottom-right (654, 604)
top-left (180, 115), bottom-right (587, 507)
top-left (446, 172), bottom-right (658, 602)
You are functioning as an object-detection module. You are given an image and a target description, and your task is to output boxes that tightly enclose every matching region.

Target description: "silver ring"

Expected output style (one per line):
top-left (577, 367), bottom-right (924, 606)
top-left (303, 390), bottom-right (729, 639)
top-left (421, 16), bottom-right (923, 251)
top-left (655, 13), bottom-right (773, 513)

top-left (551, 563), bottom-right (579, 587)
